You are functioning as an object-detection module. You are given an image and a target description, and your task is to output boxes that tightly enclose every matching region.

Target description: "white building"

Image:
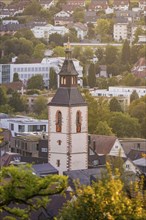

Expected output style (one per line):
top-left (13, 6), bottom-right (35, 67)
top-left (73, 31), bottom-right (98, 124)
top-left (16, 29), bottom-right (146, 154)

top-left (0, 117), bottom-right (48, 137)
top-left (48, 45), bottom-right (88, 174)
top-left (113, 22), bottom-right (129, 42)
top-left (0, 57), bottom-right (83, 87)
top-left (31, 24), bottom-right (69, 40)
top-left (90, 86), bottom-right (146, 99)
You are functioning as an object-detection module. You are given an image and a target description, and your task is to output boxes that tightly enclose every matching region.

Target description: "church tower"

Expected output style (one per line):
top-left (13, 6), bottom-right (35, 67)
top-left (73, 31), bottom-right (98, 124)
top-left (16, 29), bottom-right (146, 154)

top-left (48, 42), bottom-right (88, 174)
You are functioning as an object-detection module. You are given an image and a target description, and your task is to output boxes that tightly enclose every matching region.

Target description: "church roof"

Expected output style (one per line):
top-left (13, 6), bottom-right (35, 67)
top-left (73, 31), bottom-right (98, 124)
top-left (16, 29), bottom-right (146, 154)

top-left (48, 87), bottom-right (87, 106)
top-left (59, 59), bottom-right (78, 76)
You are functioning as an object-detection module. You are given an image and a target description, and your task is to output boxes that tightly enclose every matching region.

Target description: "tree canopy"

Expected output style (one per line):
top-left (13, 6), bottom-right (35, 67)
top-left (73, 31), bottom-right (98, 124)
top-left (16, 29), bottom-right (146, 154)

top-left (0, 165), bottom-right (67, 220)
top-left (27, 75), bottom-right (44, 90)
top-left (57, 164), bottom-right (146, 220)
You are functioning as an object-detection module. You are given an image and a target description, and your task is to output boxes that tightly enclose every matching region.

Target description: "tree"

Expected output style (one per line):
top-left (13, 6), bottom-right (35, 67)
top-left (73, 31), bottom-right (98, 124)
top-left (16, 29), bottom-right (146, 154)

top-left (27, 75), bottom-right (44, 90)
top-left (73, 7), bottom-right (85, 23)
top-left (14, 28), bottom-right (34, 40)
top-left (95, 121), bottom-right (113, 136)
top-left (49, 33), bottom-right (64, 46)
top-left (33, 43), bottom-right (46, 59)
top-left (109, 112), bottom-right (140, 138)
top-left (53, 46), bottom-right (65, 57)
top-left (94, 48), bottom-right (104, 62)
top-left (121, 40), bottom-right (131, 64)
top-left (95, 19), bottom-right (111, 42)
top-left (130, 90), bottom-right (139, 103)
top-left (0, 165), bottom-right (67, 220)
top-left (49, 68), bottom-right (57, 90)
top-left (88, 63), bottom-right (96, 88)
top-left (109, 97), bottom-right (123, 112)
top-left (57, 164), bottom-right (146, 220)
top-left (0, 86), bottom-right (8, 105)
top-left (15, 54), bottom-right (31, 63)
top-left (105, 45), bottom-right (118, 65)
top-left (33, 96), bottom-right (47, 115)
top-left (129, 101), bottom-right (146, 123)
top-left (107, 63), bottom-right (119, 76)
top-left (23, 0), bottom-right (42, 16)
top-left (9, 91), bottom-right (26, 112)
top-left (13, 72), bottom-right (20, 82)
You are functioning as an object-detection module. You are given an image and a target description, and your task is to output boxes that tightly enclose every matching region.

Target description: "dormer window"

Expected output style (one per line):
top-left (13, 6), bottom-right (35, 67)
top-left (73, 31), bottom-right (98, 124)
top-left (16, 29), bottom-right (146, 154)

top-left (56, 111), bottom-right (62, 132)
top-left (76, 111), bottom-right (81, 133)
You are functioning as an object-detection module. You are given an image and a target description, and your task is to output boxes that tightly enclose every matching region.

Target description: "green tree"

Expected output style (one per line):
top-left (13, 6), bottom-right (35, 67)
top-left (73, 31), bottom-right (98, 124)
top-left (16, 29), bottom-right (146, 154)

top-left (72, 46), bottom-right (83, 60)
top-left (130, 90), bottom-right (139, 103)
top-left (27, 75), bottom-right (44, 90)
top-left (53, 46), bottom-right (65, 57)
top-left (0, 165), bottom-right (67, 220)
top-left (9, 91), bottom-right (26, 112)
top-left (49, 33), bottom-right (64, 46)
top-left (33, 96), bottom-right (47, 115)
top-left (73, 7), bottom-right (85, 23)
top-left (107, 63), bottom-right (119, 76)
top-left (57, 164), bottom-right (146, 220)
top-left (33, 43), bottom-right (46, 59)
top-left (109, 97), bottom-right (123, 112)
top-left (95, 19), bottom-right (111, 42)
top-left (88, 63), bottom-right (96, 88)
top-left (14, 28), bottom-right (34, 40)
top-left (129, 101), bottom-right (146, 123)
top-left (121, 40), bottom-right (131, 64)
top-left (141, 117), bottom-right (146, 138)
top-left (105, 45), bottom-right (118, 65)
top-left (94, 48), bottom-right (104, 62)
top-left (87, 23), bottom-right (96, 39)
top-left (49, 68), bottom-right (57, 90)
top-left (0, 86), bottom-right (8, 105)
top-left (109, 112), bottom-right (140, 138)
top-left (95, 121), bottom-right (113, 135)
top-left (13, 72), bottom-right (20, 82)
top-left (15, 54), bottom-right (31, 63)
top-left (23, 0), bottom-right (42, 16)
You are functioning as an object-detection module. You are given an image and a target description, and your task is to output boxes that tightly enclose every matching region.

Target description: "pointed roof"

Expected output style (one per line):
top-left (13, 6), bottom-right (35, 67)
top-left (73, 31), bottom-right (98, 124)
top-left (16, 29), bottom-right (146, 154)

top-left (49, 87), bottom-right (86, 106)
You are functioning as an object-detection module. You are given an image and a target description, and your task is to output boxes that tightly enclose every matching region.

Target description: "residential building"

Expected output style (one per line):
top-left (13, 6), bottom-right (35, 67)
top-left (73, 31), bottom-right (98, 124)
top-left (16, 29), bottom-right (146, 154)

top-left (48, 43), bottom-right (88, 174)
top-left (113, 19), bottom-right (130, 42)
top-left (88, 134), bottom-right (126, 158)
top-left (88, 0), bottom-right (108, 12)
top-left (119, 138), bottom-right (146, 155)
top-left (39, 0), bottom-right (56, 9)
top-left (31, 24), bottom-right (69, 39)
top-left (0, 117), bottom-right (48, 137)
top-left (67, 22), bottom-right (88, 40)
top-left (113, 0), bottom-right (130, 11)
top-left (131, 57), bottom-right (146, 78)
top-left (90, 86), bottom-right (146, 99)
top-left (139, 0), bottom-right (146, 10)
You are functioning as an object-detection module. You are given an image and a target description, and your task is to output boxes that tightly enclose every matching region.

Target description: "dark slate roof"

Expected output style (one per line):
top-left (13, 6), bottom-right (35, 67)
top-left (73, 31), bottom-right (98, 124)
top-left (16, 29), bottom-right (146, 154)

top-left (128, 149), bottom-right (146, 161)
top-left (48, 87), bottom-right (87, 106)
top-left (59, 59), bottom-right (78, 76)
top-left (32, 163), bottom-right (58, 176)
top-left (63, 167), bottom-right (106, 186)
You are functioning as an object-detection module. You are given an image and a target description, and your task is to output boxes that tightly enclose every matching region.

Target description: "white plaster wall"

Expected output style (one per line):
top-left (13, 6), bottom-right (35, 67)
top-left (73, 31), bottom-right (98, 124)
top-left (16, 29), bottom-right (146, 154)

top-left (48, 105), bottom-right (88, 173)
top-left (71, 153), bottom-right (88, 170)
top-left (109, 139), bottom-right (126, 158)
top-left (49, 153), bottom-right (67, 174)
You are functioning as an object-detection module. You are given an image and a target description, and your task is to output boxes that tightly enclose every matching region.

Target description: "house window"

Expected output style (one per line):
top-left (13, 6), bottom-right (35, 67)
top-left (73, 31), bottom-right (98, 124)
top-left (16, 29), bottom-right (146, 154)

top-left (57, 160), bottom-right (60, 167)
top-left (10, 123), bottom-right (14, 130)
top-left (76, 111), bottom-right (81, 133)
top-left (56, 111), bottom-right (62, 132)
top-left (41, 148), bottom-right (47, 152)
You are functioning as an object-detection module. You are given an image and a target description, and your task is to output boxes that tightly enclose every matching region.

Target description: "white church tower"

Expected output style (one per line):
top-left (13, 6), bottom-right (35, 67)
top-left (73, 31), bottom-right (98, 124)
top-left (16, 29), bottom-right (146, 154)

top-left (48, 43), bottom-right (88, 174)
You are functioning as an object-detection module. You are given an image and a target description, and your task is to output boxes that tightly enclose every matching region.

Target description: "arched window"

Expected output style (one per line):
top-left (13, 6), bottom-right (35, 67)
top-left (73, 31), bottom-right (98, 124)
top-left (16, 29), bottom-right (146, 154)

top-left (61, 76), bottom-right (66, 85)
top-left (76, 111), bottom-right (81, 133)
top-left (56, 111), bottom-right (62, 132)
